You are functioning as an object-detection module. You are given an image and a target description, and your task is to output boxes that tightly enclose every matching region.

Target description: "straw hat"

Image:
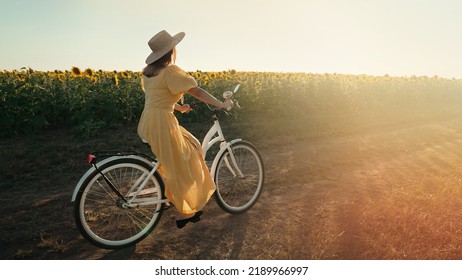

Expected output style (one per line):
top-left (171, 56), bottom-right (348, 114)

top-left (145, 30), bottom-right (185, 64)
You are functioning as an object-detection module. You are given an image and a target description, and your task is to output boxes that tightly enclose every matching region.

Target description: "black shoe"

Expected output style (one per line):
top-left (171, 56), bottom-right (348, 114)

top-left (176, 211), bottom-right (203, 229)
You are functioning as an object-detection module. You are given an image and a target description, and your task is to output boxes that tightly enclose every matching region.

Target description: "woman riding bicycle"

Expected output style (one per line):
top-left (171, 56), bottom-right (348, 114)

top-left (137, 30), bottom-right (233, 228)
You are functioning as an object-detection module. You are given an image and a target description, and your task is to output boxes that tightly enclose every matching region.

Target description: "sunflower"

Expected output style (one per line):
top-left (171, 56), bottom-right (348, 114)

top-left (121, 71), bottom-right (130, 78)
top-left (84, 68), bottom-right (94, 77)
top-left (71, 67), bottom-right (82, 76)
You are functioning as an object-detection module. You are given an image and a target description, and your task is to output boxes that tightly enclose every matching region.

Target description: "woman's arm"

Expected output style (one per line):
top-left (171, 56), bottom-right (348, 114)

top-left (187, 87), bottom-right (233, 109)
top-left (174, 103), bottom-right (191, 113)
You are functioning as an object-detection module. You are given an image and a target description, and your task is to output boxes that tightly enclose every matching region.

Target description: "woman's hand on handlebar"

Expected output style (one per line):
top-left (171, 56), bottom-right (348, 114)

top-left (175, 103), bottom-right (192, 113)
top-left (221, 99), bottom-right (234, 111)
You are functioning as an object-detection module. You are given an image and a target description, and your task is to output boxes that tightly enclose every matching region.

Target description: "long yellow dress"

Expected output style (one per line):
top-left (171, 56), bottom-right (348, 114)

top-left (137, 65), bottom-right (216, 214)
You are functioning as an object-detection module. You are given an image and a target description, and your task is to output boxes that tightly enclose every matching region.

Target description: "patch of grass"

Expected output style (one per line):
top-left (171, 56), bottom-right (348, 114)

top-left (356, 175), bottom-right (462, 259)
top-left (13, 249), bottom-right (33, 260)
top-left (38, 233), bottom-right (66, 253)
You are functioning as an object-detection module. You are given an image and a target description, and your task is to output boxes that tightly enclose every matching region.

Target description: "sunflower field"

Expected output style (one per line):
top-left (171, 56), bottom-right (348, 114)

top-left (2, 67), bottom-right (462, 138)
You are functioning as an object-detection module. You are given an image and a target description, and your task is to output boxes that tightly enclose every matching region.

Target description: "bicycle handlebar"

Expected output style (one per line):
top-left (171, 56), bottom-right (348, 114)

top-left (223, 84), bottom-right (242, 111)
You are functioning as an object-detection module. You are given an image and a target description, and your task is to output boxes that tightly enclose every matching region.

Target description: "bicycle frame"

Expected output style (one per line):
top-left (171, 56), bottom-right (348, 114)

top-left (202, 114), bottom-right (225, 156)
top-left (202, 113), bottom-right (244, 179)
top-left (72, 111), bottom-right (244, 208)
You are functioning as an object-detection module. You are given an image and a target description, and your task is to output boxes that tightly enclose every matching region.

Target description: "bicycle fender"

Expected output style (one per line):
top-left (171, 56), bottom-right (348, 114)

top-left (210, 138), bottom-right (242, 179)
top-left (71, 155), bottom-right (156, 202)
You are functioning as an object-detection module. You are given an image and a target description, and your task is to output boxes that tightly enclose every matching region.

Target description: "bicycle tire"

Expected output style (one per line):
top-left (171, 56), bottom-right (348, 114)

top-left (74, 158), bottom-right (165, 250)
top-left (214, 140), bottom-right (264, 214)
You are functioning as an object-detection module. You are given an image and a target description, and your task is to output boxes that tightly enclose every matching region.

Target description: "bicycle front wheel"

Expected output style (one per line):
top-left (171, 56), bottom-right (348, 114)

top-left (214, 141), bottom-right (264, 214)
top-left (74, 158), bottom-right (165, 250)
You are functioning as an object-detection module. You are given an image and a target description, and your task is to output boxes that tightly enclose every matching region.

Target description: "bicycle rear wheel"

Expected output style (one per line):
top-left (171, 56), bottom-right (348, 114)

top-left (214, 141), bottom-right (264, 214)
top-left (74, 158), bottom-right (165, 250)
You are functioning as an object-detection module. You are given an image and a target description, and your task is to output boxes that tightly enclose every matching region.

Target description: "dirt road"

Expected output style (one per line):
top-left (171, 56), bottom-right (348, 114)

top-left (2, 113), bottom-right (462, 259)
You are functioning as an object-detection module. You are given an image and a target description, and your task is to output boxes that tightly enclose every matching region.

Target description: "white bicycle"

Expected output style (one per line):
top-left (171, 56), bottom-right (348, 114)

top-left (71, 85), bottom-right (265, 250)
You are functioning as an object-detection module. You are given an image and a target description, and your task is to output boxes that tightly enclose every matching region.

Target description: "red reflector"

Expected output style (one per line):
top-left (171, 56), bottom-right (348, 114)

top-left (87, 154), bottom-right (96, 164)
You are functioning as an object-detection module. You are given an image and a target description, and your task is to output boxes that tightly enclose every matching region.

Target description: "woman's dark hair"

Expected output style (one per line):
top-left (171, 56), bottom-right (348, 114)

top-left (142, 49), bottom-right (174, 77)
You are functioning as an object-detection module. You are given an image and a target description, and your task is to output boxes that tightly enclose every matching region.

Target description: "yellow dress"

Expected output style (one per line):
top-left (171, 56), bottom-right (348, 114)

top-left (137, 65), bottom-right (216, 214)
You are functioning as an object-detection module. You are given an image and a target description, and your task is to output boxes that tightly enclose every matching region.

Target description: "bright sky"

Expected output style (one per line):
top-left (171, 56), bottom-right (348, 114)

top-left (1, 0), bottom-right (462, 78)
